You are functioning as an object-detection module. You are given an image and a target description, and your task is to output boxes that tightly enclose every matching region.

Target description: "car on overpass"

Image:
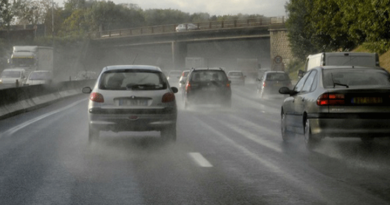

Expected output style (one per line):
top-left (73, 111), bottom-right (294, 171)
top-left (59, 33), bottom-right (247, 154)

top-left (82, 65), bottom-right (179, 142)
top-left (279, 66), bottom-right (390, 149)
top-left (175, 23), bottom-right (199, 32)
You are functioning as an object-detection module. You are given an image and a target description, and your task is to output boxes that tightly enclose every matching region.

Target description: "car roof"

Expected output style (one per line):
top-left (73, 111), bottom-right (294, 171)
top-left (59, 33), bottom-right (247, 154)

top-left (191, 67), bottom-right (225, 71)
top-left (228, 70), bottom-right (243, 73)
top-left (103, 65), bottom-right (161, 72)
top-left (316, 65), bottom-right (385, 70)
top-left (264, 71), bottom-right (287, 74)
top-left (31, 70), bottom-right (52, 73)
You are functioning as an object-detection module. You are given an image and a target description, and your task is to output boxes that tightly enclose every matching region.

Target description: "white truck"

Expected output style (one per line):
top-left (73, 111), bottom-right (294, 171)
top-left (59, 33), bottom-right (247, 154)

top-left (9, 46), bottom-right (54, 74)
top-left (185, 57), bottom-right (207, 69)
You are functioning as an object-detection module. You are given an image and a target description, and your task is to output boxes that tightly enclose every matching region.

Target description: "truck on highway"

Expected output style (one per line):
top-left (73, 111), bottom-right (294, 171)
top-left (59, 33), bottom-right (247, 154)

top-left (8, 46), bottom-right (54, 75)
top-left (237, 58), bottom-right (259, 83)
top-left (185, 57), bottom-right (207, 69)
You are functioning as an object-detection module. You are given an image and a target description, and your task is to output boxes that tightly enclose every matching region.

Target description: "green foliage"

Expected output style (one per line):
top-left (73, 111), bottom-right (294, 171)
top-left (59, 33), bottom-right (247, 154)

top-left (286, 0), bottom-right (390, 59)
top-left (143, 9), bottom-right (190, 26)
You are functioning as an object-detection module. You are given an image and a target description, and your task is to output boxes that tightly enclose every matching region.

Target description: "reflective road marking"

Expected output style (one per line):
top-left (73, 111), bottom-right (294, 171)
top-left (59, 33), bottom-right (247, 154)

top-left (189, 152), bottom-right (213, 167)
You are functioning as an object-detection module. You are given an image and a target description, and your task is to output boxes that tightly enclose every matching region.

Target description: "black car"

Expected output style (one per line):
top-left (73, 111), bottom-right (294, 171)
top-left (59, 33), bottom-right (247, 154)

top-left (257, 71), bottom-right (292, 99)
top-left (183, 68), bottom-right (232, 108)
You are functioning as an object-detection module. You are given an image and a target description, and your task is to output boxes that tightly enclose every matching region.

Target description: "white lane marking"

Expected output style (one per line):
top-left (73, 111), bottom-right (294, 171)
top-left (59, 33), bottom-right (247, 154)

top-left (188, 152), bottom-right (213, 167)
top-left (0, 98), bottom-right (87, 138)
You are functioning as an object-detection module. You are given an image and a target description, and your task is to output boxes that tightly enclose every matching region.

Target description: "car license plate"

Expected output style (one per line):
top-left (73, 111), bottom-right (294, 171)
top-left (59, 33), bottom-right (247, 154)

top-left (351, 97), bottom-right (383, 104)
top-left (118, 99), bottom-right (148, 106)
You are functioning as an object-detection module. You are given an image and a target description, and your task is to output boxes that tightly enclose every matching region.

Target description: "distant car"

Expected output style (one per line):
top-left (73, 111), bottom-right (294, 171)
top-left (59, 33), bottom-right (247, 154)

top-left (183, 67), bottom-right (232, 108)
top-left (24, 70), bottom-right (53, 86)
top-left (178, 70), bottom-right (190, 91)
top-left (227, 71), bottom-right (245, 85)
top-left (279, 66), bottom-right (390, 148)
top-left (82, 65), bottom-right (178, 142)
top-left (167, 70), bottom-right (182, 82)
top-left (257, 71), bottom-right (292, 99)
top-left (175, 23), bottom-right (199, 32)
top-left (0, 68), bottom-right (27, 85)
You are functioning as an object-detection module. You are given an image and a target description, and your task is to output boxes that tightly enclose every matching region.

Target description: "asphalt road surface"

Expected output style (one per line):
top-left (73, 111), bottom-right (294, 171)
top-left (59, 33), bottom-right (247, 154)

top-left (0, 84), bottom-right (390, 204)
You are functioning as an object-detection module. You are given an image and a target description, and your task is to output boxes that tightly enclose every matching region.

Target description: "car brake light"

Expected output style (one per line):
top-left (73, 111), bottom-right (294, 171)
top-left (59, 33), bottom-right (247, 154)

top-left (186, 83), bottom-right (191, 92)
top-left (317, 93), bottom-right (345, 106)
top-left (90, 92), bottom-right (104, 103)
top-left (262, 82), bottom-right (266, 87)
top-left (162, 92), bottom-right (175, 102)
top-left (226, 82), bottom-right (230, 88)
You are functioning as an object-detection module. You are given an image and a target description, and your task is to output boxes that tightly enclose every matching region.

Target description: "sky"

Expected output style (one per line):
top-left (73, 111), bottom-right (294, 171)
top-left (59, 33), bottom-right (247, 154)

top-left (57, 0), bottom-right (289, 17)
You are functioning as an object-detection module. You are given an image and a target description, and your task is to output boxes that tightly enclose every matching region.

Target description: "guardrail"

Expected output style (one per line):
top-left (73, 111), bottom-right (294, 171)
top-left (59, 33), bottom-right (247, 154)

top-left (0, 80), bottom-right (95, 120)
top-left (94, 16), bottom-right (287, 39)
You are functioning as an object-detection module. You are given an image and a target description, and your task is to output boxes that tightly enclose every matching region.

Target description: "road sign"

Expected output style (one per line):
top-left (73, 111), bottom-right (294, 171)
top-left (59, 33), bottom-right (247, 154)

top-left (274, 55), bottom-right (283, 64)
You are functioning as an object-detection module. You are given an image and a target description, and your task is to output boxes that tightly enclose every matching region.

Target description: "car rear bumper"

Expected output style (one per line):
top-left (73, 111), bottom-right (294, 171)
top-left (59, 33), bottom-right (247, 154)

top-left (88, 109), bottom-right (177, 132)
top-left (308, 113), bottom-right (390, 138)
top-left (186, 92), bottom-right (231, 104)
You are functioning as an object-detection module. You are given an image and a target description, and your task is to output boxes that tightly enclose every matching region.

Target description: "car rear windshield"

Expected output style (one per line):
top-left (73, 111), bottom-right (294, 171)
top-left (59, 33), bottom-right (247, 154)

top-left (265, 73), bottom-right (290, 81)
top-left (190, 71), bottom-right (228, 82)
top-left (228, 72), bottom-right (243, 76)
top-left (323, 69), bottom-right (390, 88)
top-left (2, 71), bottom-right (21, 78)
top-left (99, 70), bottom-right (167, 90)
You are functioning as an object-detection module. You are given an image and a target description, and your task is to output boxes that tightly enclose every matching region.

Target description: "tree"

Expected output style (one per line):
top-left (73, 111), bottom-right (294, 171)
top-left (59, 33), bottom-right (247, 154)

top-left (285, 0), bottom-right (318, 60)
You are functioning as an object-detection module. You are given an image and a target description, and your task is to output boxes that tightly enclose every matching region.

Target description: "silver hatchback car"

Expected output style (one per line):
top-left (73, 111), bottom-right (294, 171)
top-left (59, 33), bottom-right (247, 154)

top-left (82, 65), bottom-right (178, 142)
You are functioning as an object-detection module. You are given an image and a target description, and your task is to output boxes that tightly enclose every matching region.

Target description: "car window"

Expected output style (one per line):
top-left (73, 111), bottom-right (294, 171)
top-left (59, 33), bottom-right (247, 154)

top-left (294, 71), bottom-right (310, 92)
top-left (2, 71), bottom-right (21, 78)
top-left (191, 71), bottom-right (228, 82)
top-left (99, 70), bottom-right (167, 90)
top-left (323, 69), bottom-right (390, 88)
top-left (265, 73), bottom-right (289, 81)
top-left (301, 71), bottom-right (317, 92)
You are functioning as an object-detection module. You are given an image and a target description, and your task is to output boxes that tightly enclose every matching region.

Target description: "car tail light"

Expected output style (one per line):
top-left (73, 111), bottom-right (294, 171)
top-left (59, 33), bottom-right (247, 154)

top-left (317, 93), bottom-right (345, 106)
top-left (262, 82), bottom-right (266, 87)
top-left (186, 83), bottom-right (191, 92)
top-left (162, 92), bottom-right (175, 102)
top-left (90, 92), bottom-right (104, 103)
top-left (226, 82), bottom-right (230, 88)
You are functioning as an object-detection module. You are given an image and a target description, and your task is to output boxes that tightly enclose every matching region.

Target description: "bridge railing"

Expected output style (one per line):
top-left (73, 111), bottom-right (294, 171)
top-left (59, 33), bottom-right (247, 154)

top-left (94, 16), bottom-right (287, 39)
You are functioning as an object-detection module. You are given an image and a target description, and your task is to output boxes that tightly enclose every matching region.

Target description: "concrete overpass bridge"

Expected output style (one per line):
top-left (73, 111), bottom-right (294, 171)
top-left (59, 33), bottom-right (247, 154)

top-left (87, 16), bottom-right (292, 72)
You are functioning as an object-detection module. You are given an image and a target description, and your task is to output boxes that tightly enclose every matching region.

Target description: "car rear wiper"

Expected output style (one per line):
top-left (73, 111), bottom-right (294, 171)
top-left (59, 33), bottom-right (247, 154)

top-left (331, 73), bottom-right (349, 88)
top-left (333, 82), bottom-right (349, 88)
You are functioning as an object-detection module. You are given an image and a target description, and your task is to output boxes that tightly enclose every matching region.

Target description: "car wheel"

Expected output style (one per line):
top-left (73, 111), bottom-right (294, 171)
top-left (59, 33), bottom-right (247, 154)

top-left (89, 125), bottom-right (99, 142)
top-left (161, 124), bottom-right (176, 142)
top-left (304, 119), bottom-right (320, 149)
top-left (281, 112), bottom-right (293, 142)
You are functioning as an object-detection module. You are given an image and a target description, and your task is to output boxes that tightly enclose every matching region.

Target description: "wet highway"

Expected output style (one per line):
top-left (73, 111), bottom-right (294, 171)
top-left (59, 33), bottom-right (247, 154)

top-left (0, 85), bottom-right (389, 204)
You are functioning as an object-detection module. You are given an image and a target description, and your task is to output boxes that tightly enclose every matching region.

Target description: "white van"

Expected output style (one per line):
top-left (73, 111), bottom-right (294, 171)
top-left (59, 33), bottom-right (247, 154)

top-left (0, 68), bottom-right (27, 85)
top-left (25, 70), bottom-right (53, 85)
top-left (304, 52), bottom-right (379, 72)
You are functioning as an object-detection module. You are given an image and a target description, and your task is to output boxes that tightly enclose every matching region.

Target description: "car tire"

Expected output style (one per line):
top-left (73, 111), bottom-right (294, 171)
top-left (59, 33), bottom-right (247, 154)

top-left (161, 124), bottom-right (176, 142)
top-left (304, 119), bottom-right (320, 149)
top-left (281, 112), bottom-right (293, 142)
top-left (89, 125), bottom-right (99, 142)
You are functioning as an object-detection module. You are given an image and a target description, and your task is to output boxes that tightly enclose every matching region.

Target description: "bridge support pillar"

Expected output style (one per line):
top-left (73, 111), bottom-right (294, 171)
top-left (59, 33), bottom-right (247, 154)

top-left (172, 41), bottom-right (187, 70)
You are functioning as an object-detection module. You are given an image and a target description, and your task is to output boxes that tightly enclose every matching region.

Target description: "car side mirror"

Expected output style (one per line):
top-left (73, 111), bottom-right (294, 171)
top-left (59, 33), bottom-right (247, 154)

top-left (82, 87), bottom-right (92, 94)
top-left (297, 70), bottom-right (305, 78)
top-left (279, 87), bottom-right (296, 95)
top-left (171, 87), bottom-right (178, 93)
